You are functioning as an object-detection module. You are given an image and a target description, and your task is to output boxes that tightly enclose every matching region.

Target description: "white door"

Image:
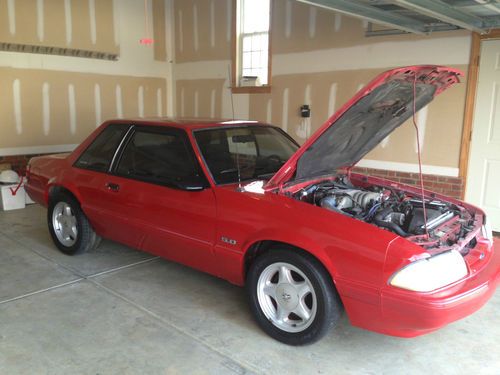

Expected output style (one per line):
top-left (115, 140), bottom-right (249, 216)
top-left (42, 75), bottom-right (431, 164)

top-left (466, 39), bottom-right (500, 232)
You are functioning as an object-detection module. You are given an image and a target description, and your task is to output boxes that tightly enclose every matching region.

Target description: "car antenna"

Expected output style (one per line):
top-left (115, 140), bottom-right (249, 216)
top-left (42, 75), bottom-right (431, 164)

top-left (235, 139), bottom-right (242, 190)
top-left (228, 64), bottom-right (235, 120)
top-left (228, 64), bottom-right (242, 189)
top-left (412, 73), bottom-right (429, 239)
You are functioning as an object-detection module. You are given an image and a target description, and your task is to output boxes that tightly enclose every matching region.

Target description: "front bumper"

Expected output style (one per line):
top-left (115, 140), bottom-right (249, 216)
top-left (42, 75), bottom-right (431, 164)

top-left (343, 239), bottom-right (500, 337)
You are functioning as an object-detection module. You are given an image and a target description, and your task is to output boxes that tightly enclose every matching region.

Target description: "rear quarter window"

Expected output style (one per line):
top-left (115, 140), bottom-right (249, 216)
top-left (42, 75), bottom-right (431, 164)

top-left (74, 124), bottom-right (128, 172)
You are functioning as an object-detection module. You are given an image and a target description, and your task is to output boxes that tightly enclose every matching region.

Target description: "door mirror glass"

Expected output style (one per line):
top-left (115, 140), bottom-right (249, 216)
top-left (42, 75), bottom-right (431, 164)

top-left (178, 181), bottom-right (207, 191)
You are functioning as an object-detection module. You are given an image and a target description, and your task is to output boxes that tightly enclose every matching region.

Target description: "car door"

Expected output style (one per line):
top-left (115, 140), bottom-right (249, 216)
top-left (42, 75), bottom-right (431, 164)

top-left (71, 123), bottom-right (142, 247)
top-left (106, 126), bottom-right (218, 274)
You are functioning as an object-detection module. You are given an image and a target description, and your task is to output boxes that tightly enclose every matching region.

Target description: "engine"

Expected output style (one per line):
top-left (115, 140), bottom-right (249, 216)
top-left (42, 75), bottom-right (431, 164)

top-left (293, 175), bottom-right (476, 249)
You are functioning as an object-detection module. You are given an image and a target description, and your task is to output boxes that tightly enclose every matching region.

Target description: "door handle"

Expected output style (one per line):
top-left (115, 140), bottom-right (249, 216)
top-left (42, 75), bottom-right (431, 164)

top-left (106, 182), bottom-right (120, 192)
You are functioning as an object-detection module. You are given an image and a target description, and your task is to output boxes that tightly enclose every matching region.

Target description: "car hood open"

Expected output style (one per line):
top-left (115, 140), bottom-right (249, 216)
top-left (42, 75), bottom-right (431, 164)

top-left (264, 65), bottom-right (463, 191)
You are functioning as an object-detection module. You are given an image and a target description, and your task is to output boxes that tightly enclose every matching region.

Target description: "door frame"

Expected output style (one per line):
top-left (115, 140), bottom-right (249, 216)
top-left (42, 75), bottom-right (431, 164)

top-left (460, 29), bottom-right (500, 199)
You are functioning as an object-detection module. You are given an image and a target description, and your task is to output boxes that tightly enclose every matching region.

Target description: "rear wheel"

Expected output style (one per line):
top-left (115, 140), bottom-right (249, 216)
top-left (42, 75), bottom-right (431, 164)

top-left (247, 249), bottom-right (341, 345)
top-left (48, 192), bottom-right (100, 255)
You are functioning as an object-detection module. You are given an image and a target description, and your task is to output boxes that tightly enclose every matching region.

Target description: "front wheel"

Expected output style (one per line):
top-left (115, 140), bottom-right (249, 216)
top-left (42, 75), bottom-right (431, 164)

top-left (247, 249), bottom-right (341, 345)
top-left (48, 192), bottom-right (100, 255)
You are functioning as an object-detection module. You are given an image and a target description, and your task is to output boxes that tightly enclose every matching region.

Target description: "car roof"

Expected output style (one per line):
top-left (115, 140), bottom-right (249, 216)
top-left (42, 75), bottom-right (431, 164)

top-left (105, 117), bottom-right (269, 130)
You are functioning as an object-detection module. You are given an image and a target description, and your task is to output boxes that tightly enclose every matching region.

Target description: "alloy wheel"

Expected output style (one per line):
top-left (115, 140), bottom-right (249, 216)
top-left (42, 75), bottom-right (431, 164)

top-left (256, 262), bottom-right (317, 333)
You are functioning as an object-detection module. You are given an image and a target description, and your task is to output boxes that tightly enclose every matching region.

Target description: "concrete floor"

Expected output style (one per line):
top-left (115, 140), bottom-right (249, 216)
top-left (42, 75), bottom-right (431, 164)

top-left (0, 205), bottom-right (499, 375)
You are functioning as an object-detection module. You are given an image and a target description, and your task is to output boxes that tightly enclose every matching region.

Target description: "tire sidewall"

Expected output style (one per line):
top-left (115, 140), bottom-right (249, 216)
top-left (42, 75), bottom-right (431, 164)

top-left (48, 193), bottom-right (85, 255)
top-left (247, 249), bottom-right (339, 345)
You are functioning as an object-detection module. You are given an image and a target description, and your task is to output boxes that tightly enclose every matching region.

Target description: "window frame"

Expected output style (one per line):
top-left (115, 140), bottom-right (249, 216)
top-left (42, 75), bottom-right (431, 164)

top-left (192, 125), bottom-right (299, 186)
top-left (231, 0), bottom-right (273, 94)
top-left (73, 124), bottom-right (132, 174)
top-left (110, 125), bottom-right (211, 191)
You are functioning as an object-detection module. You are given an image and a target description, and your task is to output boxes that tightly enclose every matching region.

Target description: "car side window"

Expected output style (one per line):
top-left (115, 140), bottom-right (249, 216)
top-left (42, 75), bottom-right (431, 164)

top-left (116, 128), bottom-right (206, 190)
top-left (74, 124), bottom-right (128, 172)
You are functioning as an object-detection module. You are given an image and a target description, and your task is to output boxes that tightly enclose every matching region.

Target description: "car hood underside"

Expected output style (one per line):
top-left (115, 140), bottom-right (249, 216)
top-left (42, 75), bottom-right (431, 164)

top-left (295, 79), bottom-right (434, 180)
top-left (265, 66), bottom-right (463, 190)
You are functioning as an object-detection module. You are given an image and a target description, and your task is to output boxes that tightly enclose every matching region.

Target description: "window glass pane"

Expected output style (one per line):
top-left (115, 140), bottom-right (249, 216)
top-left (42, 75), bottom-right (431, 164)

top-left (195, 126), bottom-right (298, 185)
top-left (260, 34), bottom-right (268, 52)
top-left (242, 36), bottom-right (252, 52)
top-left (75, 124), bottom-right (128, 172)
top-left (259, 34), bottom-right (267, 51)
top-left (242, 0), bottom-right (270, 33)
top-left (260, 70), bottom-right (268, 85)
top-left (261, 53), bottom-right (268, 67)
top-left (240, 36), bottom-right (268, 83)
top-left (251, 52), bottom-right (260, 69)
top-left (238, 0), bottom-right (270, 86)
top-left (254, 35), bottom-right (259, 51)
top-left (117, 129), bottom-right (204, 189)
top-left (242, 52), bottom-right (252, 70)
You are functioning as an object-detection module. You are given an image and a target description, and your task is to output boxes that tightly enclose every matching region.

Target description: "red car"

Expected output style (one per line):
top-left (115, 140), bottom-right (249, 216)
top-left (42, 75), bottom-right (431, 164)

top-left (25, 66), bottom-right (500, 345)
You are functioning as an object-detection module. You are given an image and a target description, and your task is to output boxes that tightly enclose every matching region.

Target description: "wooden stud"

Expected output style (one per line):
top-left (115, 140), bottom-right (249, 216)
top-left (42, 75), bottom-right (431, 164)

top-left (459, 30), bottom-right (500, 199)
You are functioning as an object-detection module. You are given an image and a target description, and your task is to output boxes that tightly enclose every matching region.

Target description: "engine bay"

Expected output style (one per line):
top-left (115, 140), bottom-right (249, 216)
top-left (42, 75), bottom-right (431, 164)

top-left (292, 175), bottom-right (478, 252)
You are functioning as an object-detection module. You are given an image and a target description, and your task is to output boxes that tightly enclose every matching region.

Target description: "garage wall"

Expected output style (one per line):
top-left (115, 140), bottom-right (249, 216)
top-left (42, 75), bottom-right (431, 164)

top-left (0, 0), bottom-right (173, 157)
top-left (173, 0), bottom-right (471, 181)
top-left (0, 0), bottom-right (118, 55)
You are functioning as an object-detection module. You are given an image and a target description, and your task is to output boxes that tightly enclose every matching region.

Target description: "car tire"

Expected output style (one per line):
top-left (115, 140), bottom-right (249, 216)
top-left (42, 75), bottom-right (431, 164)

top-left (247, 249), bottom-right (341, 345)
top-left (48, 192), bottom-right (100, 255)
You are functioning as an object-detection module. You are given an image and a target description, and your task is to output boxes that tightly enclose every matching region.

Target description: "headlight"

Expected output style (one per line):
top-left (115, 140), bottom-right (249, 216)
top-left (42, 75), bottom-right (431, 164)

top-left (389, 250), bottom-right (468, 292)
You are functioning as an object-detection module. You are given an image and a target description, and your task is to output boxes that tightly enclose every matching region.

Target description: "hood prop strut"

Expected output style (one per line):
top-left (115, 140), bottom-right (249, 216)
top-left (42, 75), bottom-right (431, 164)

top-left (412, 73), bottom-right (430, 239)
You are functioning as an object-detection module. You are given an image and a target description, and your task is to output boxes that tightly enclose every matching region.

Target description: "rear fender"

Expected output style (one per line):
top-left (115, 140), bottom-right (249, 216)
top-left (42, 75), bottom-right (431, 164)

top-left (46, 179), bottom-right (83, 206)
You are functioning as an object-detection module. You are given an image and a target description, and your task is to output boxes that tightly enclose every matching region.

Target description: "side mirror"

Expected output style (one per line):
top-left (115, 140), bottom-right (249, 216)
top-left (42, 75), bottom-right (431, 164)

top-left (182, 184), bottom-right (206, 191)
top-left (177, 176), bottom-right (210, 191)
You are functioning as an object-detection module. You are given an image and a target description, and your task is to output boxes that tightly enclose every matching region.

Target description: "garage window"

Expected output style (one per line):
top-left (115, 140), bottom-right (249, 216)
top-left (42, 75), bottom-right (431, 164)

top-left (232, 0), bottom-right (271, 93)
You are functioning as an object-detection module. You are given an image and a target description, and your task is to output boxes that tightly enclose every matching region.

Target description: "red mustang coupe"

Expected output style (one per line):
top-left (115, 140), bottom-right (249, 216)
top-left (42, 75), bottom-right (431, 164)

top-left (25, 66), bottom-right (499, 345)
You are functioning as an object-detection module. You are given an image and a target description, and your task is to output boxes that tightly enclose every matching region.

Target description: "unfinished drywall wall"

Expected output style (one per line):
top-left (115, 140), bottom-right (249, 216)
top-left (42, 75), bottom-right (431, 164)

top-left (174, 0), bottom-right (232, 62)
top-left (247, 66), bottom-right (468, 175)
top-left (172, 0), bottom-right (470, 177)
top-left (0, 0), bottom-right (118, 54)
top-left (0, 0), bottom-right (173, 156)
top-left (0, 67), bottom-right (166, 151)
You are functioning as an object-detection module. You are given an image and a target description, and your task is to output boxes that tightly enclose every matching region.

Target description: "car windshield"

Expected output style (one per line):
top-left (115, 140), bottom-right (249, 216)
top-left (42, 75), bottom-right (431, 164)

top-left (194, 126), bottom-right (299, 185)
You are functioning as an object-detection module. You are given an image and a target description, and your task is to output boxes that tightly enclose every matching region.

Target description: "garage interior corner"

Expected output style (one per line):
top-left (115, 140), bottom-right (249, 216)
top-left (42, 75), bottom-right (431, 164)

top-left (0, 205), bottom-right (498, 374)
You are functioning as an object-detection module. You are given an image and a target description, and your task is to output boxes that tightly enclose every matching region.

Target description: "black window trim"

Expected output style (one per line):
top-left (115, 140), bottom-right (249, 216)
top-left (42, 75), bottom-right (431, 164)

top-left (73, 123), bottom-right (133, 174)
top-left (108, 125), bottom-right (136, 172)
top-left (110, 125), bottom-right (211, 191)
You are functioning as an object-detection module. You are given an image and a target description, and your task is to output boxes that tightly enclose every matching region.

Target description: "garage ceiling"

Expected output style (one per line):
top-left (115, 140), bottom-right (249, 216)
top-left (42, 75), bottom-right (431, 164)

top-left (297, 0), bottom-right (500, 36)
